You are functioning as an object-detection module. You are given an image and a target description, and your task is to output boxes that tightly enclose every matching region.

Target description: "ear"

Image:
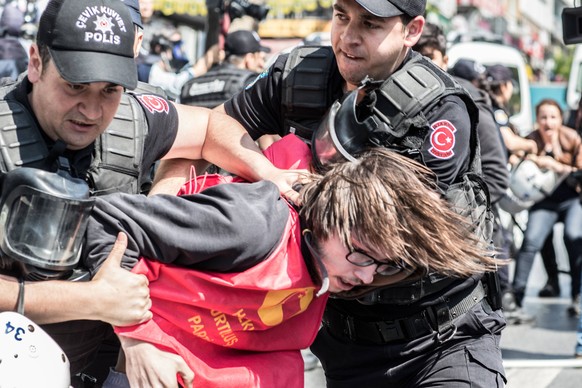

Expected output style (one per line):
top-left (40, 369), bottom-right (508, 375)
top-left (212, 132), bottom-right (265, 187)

top-left (134, 30), bottom-right (144, 58)
top-left (243, 52), bottom-right (254, 67)
top-left (403, 16), bottom-right (425, 48)
top-left (27, 44), bottom-right (42, 83)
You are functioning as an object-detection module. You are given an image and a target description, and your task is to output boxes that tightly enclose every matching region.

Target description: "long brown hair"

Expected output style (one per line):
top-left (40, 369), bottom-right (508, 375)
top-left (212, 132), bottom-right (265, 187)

top-left (300, 148), bottom-right (503, 278)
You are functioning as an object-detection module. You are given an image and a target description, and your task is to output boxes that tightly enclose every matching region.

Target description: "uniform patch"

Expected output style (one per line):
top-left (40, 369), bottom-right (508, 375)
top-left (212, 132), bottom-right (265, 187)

top-left (76, 6), bottom-right (128, 46)
top-left (428, 120), bottom-right (456, 159)
top-left (494, 109), bottom-right (509, 126)
top-left (137, 94), bottom-right (170, 114)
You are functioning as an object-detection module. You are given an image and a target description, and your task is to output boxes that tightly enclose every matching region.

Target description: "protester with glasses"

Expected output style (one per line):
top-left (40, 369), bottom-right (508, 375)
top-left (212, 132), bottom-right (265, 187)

top-left (80, 134), bottom-right (501, 387)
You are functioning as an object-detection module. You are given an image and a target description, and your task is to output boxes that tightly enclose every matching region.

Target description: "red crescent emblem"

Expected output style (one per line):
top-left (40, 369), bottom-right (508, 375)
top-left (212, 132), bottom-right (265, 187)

top-left (137, 95), bottom-right (170, 114)
top-left (428, 120), bottom-right (456, 159)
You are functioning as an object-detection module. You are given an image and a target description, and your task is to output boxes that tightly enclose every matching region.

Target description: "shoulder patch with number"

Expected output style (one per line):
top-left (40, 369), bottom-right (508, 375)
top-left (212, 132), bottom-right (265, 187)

top-left (428, 120), bottom-right (456, 159)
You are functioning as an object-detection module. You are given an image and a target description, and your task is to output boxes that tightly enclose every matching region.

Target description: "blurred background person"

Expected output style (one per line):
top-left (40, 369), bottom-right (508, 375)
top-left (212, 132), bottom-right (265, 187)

top-left (180, 29), bottom-right (269, 108)
top-left (179, 29), bottom-right (272, 175)
top-left (481, 64), bottom-right (538, 162)
top-left (137, 26), bottom-right (219, 100)
top-left (0, 1), bottom-right (27, 80)
top-left (506, 98), bottom-right (582, 319)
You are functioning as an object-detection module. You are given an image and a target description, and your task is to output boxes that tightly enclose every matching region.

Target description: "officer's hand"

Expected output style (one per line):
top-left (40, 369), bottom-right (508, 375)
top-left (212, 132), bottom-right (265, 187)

top-left (120, 336), bottom-right (195, 388)
top-left (91, 233), bottom-right (152, 326)
top-left (265, 168), bottom-right (310, 206)
top-left (527, 139), bottom-right (538, 155)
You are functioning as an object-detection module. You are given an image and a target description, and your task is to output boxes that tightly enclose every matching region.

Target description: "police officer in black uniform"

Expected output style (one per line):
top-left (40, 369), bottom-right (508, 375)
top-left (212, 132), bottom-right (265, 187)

top-left (0, 0), bottom-right (296, 385)
top-left (412, 24), bottom-right (515, 331)
top-left (156, 0), bottom-right (507, 386)
top-left (180, 29), bottom-right (270, 108)
top-left (479, 64), bottom-right (539, 324)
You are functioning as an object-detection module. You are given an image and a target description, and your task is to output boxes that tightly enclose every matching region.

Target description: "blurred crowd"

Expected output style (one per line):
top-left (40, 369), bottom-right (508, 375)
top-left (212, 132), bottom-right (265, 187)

top-left (0, 0), bottom-right (274, 102)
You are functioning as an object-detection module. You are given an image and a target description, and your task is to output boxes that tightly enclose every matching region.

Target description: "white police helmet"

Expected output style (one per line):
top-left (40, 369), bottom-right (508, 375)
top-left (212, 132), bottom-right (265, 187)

top-left (499, 159), bottom-right (565, 214)
top-left (0, 312), bottom-right (70, 387)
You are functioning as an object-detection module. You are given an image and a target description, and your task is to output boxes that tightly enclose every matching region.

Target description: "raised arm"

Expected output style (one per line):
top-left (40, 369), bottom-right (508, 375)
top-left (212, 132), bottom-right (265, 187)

top-left (153, 104), bottom-right (302, 202)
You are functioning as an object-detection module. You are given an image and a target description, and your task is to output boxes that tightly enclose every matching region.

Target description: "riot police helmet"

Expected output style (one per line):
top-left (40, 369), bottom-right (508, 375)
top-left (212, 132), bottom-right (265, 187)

top-left (0, 311), bottom-right (70, 387)
top-left (0, 166), bottom-right (94, 280)
top-left (311, 86), bottom-right (381, 169)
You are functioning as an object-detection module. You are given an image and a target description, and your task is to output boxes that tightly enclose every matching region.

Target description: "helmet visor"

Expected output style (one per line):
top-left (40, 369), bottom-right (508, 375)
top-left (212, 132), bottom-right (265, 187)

top-left (312, 87), bottom-right (378, 168)
top-left (0, 167), bottom-right (94, 272)
top-left (1, 186), bottom-right (93, 271)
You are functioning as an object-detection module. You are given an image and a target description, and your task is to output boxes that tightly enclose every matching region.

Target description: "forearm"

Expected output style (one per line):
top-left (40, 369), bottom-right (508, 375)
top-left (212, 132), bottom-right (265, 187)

top-left (527, 154), bottom-right (575, 174)
top-left (0, 276), bottom-right (102, 324)
top-left (150, 159), bottom-right (210, 196)
top-left (163, 104), bottom-right (299, 198)
top-left (201, 110), bottom-right (282, 182)
top-left (501, 126), bottom-right (537, 154)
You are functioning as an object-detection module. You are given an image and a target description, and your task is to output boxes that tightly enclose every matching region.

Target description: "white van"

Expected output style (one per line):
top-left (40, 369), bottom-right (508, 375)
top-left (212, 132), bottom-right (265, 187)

top-left (566, 44), bottom-right (582, 111)
top-left (447, 41), bottom-right (533, 135)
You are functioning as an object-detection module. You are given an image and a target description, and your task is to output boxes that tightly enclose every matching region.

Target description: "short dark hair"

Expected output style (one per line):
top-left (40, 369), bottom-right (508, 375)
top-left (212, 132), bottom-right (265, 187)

top-left (37, 41), bottom-right (52, 76)
top-left (413, 22), bottom-right (446, 56)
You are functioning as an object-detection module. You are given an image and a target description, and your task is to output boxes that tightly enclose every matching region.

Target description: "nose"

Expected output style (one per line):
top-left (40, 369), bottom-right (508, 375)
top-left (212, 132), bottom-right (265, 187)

top-left (341, 21), bottom-right (361, 45)
top-left (354, 266), bottom-right (375, 285)
top-left (78, 94), bottom-right (102, 121)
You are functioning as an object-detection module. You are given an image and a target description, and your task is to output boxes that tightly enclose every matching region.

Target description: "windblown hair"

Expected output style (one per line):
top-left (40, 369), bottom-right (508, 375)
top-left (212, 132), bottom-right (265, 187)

top-left (299, 148), bottom-right (503, 278)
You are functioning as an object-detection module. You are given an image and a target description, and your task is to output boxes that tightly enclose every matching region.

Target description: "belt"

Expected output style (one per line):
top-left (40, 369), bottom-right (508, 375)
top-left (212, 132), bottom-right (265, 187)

top-left (323, 281), bottom-right (486, 345)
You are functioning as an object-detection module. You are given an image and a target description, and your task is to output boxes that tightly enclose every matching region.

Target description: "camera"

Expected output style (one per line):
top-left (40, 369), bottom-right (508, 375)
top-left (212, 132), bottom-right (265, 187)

top-left (562, 6), bottom-right (582, 44)
top-left (228, 0), bottom-right (270, 22)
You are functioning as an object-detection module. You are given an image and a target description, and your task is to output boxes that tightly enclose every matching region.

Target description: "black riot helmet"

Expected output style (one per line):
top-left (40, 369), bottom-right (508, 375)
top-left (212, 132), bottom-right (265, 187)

top-left (311, 85), bottom-right (382, 170)
top-left (0, 164), bottom-right (94, 280)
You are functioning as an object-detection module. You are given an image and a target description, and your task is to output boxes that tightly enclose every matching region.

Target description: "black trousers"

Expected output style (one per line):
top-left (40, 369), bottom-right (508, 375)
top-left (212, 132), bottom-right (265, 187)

top-left (311, 301), bottom-right (506, 388)
top-left (42, 320), bottom-right (119, 384)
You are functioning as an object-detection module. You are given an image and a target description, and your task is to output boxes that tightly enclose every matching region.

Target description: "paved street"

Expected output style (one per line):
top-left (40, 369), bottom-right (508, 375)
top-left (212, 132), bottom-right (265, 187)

top-left (305, 224), bottom-right (582, 388)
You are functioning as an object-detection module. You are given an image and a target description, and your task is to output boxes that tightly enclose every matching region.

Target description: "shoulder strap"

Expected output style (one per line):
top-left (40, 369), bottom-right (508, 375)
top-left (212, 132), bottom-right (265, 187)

top-left (371, 53), bottom-right (481, 174)
top-left (0, 81), bottom-right (49, 172)
top-left (87, 93), bottom-right (148, 194)
top-left (282, 45), bottom-right (336, 122)
top-left (133, 80), bottom-right (168, 98)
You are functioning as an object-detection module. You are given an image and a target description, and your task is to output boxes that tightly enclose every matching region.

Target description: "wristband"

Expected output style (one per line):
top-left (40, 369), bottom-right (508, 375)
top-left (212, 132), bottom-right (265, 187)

top-left (16, 278), bottom-right (24, 314)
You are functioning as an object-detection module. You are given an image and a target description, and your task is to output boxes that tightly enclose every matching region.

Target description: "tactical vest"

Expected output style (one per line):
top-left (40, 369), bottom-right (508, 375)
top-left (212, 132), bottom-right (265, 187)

top-left (0, 80), bottom-right (152, 195)
top-left (281, 46), bottom-right (494, 305)
top-left (180, 65), bottom-right (258, 109)
top-left (281, 46), bottom-right (337, 142)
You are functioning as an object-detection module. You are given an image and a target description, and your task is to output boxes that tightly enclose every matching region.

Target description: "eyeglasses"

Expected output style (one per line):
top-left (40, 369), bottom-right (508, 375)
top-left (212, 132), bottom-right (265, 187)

top-left (303, 230), bottom-right (409, 277)
top-left (346, 248), bottom-right (409, 276)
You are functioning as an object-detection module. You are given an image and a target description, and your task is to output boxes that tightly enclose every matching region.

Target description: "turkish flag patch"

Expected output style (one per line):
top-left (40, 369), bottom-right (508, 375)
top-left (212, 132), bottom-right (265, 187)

top-left (428, 120), bottom-right (456, 159)
top-left (137, 94), bottom-right (170, 114)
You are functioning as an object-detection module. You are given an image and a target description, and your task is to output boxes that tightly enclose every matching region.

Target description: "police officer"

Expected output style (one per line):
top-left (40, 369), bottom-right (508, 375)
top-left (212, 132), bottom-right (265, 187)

top-left (180, 29), bottom-right (270, 108)
top-left (0, 2), bottom-right (28, 80)
top-left (155, 0), bottom-right (507, 386)
top-left (0, 0), bottom-right (298, 384)
top-left (413, 24), bottom-right (509, 210)
top-left (479, 64), bottom-right (540, 324)
top-left (413, 25), bottom-right (515, 331)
